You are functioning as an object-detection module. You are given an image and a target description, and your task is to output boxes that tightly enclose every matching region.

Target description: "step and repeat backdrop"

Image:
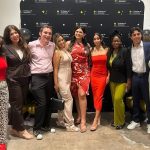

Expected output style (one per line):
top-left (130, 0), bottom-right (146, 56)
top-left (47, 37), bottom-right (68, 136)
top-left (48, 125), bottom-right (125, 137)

top-left (20, 0), bottom-right (144, 111)
top-left (20, 0), bottom-right (144, 47)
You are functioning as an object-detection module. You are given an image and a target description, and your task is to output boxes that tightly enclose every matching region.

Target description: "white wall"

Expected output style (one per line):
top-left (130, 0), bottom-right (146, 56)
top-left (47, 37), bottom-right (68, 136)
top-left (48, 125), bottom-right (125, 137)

top-left (0, 0), bottom-right (150, 35)
top-left (0, 0), bottom-right (20, 35)
top-left (142, 0), bottom-right (150, 29)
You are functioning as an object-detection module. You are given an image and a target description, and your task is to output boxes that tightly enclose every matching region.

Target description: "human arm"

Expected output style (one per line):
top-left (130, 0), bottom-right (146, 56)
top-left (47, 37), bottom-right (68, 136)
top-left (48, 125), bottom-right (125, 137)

top-left (53, 50), bottom-right (61, 92)
top-left (106, 71), bottom-right (110, 84)
top-left (125, 48), bottom-right (132, 92)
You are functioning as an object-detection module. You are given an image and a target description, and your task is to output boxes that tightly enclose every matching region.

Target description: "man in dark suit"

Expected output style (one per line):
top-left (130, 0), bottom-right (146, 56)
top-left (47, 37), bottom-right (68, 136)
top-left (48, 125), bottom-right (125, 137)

top-left (127, 27), bottom-right (150, 134)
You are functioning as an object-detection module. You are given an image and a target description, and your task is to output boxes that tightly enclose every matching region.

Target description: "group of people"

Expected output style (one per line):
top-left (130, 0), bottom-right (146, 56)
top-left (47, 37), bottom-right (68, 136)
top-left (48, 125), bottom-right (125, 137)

top-left (0, 24), bottom-right (150, 149)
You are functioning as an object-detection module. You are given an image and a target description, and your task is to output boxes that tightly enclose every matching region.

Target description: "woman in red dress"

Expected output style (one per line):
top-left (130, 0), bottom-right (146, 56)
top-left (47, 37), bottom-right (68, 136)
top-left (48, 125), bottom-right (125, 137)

top-left (90, 33), bottom-right (109, 131)
top-left (66, 26), bottom-right (90, 132)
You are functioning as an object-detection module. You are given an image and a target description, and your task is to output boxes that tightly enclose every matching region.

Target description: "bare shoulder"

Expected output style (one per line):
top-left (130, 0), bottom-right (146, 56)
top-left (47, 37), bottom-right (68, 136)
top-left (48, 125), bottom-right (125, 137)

top-left (66, 41), bottom-right (71, 47)
top-left (65, 41), bottom-right (71, 51)
top-left (54, 49), bottom-right (61, 55)
top-left (105, 47), bottom-right (109, 53)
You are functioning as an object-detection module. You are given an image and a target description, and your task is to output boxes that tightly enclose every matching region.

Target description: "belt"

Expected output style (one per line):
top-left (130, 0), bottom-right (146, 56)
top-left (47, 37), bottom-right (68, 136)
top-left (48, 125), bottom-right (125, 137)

top-left (32, 72), bottom-right (52, 76)
top-left (133, 72), bottom-right (146, 77)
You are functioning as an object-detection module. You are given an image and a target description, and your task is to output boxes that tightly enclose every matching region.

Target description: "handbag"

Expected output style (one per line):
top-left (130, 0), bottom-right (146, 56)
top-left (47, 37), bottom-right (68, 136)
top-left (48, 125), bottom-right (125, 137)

top-left (50, 92), bottom-right (64, 111)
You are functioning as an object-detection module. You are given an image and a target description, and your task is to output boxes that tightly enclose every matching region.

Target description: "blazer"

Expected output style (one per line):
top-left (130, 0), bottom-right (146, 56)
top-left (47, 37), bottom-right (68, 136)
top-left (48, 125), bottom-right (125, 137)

top-left (128, 41), bottom-right (150, 75)
top-left (4, 45), bottom-right (30, 80)
top-left (107, 47), bottom-right (132, 83)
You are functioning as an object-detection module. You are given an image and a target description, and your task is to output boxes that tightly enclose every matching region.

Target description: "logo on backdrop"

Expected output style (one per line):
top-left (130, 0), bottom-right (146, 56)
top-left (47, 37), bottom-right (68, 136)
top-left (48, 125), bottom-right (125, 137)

top-left (20, 0), bottom-right (144, 46)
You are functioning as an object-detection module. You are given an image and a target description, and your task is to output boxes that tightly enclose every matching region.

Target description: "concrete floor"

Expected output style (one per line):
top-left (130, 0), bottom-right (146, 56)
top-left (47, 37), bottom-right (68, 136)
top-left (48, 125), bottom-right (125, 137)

top-left (7, 112), bottom-right (150, 150)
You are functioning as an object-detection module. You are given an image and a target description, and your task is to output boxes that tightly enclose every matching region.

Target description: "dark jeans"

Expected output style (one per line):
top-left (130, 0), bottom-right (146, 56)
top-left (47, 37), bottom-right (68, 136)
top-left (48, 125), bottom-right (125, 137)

top-left (7, 77), bottom-right (29, 131)
top-left (132, 73), bottom-right (150, 124)
top-left (31, 72), bottom-right (55, 131)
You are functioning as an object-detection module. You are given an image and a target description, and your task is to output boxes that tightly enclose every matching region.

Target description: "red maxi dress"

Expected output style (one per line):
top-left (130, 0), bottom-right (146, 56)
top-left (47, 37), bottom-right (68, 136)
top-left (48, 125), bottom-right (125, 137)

top-left (70, 43), bottom-right (90, 97)
top-left (91, 54), bottom-right (108, 111)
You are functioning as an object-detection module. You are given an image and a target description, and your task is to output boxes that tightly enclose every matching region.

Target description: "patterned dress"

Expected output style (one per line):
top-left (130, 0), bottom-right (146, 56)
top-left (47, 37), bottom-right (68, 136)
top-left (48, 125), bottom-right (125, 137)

top-left (70, 43), bottom-right (90, 96)
top-left (0, 57), bottom-right (9, 144)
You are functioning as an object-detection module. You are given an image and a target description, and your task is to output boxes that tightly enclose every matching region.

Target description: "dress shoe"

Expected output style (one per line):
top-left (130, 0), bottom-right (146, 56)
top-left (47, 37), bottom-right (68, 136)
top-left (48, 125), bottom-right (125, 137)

top-left (33, 130), bottom-right (43, 140)
top-left (116, 123), bottom-right (125, 130)
top-left (18, 129), bottom-right (34, 140)
top-left (111, 122), bottom-right (115, 127)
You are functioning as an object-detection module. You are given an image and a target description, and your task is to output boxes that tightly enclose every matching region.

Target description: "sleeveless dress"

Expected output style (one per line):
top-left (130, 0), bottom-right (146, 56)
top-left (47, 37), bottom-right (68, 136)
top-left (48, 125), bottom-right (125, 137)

top-left (91, 55), bottom-right (108, 111)
top-left (58, 50), bottom-right (74, 126)
top-left (70, 43), bottom-right (90, 96)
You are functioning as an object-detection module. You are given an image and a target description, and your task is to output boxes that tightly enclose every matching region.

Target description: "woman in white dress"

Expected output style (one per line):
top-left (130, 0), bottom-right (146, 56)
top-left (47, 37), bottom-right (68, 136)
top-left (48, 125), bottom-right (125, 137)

top-left (53, 33), bottom-right (79, 132)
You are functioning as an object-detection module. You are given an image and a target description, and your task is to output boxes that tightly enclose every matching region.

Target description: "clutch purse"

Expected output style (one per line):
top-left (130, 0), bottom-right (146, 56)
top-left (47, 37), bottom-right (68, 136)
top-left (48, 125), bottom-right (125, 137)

top-left (50, 92), bottom-right (64, 111)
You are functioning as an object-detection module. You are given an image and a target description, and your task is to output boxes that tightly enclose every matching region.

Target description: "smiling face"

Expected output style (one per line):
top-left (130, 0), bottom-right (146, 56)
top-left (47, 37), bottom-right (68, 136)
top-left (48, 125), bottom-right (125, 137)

top-left (39, 27), bottom-right (52, 45)
top-left (56, 36), bottom-right (65, 49)
top-left (93, 34), bottom-right (102, 47)
top-left (112, 35), bottom-right (122, 49)
top-left (10, 29), bottom-right (20, 45)
top-left (74, 28), bottom-right (85, 41)
top-left (130, 30), bottom-right (142, 46)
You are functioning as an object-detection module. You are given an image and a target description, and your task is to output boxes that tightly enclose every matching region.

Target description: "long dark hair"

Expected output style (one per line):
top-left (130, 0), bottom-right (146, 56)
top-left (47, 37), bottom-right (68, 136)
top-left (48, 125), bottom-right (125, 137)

top-left (0, 36), bottom-right (4, 56)
top-left (69, 26), bottom-right (90, 53)
top-left (92, 32), bottom-right (107, 49)
top-left (3, 25), bottom-right (31, 60)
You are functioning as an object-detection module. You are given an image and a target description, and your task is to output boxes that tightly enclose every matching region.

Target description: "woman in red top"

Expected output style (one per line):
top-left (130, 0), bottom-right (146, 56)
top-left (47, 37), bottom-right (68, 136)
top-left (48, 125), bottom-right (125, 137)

top-left (0, 36), bottom-right (9, 150)
top-left (90, 33), bottom-right (109, 131)
top-left (66, 26), bottom-right (90, 132)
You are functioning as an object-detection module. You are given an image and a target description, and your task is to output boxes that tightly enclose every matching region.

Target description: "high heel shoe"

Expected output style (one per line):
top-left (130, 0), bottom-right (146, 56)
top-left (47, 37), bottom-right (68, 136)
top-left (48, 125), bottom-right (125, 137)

top-left (90, 124), bottom-right (98, 131)
top-left (80, 124), bottom-right (87, 133)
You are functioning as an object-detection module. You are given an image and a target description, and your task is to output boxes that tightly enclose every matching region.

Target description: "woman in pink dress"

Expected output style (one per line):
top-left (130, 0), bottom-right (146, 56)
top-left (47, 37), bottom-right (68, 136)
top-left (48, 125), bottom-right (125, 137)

top-left (66, 26), bottom-right (90, 132)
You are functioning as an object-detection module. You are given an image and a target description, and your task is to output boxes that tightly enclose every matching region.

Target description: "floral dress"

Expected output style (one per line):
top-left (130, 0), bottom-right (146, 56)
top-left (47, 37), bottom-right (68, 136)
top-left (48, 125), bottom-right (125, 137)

top-left (70, 43), bottom-right (90, 96)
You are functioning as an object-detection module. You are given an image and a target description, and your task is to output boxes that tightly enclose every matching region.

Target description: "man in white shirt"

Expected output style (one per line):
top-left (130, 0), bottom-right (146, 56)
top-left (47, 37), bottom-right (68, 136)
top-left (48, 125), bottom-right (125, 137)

top-left (127, 27), bottom-right (150, 134)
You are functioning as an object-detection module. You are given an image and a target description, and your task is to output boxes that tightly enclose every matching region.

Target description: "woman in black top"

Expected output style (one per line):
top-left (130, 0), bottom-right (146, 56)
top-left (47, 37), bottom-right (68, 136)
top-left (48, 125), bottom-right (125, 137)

top-left (3, 25), bottom-right (33, 139)
top-left (107, 30), bottom-right (131, 129)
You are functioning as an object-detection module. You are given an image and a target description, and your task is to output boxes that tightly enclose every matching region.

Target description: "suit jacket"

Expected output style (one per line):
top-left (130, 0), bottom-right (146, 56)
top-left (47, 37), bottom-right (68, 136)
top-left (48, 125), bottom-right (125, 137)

top-left (107, 47), bottom-right (132, 83)
top-left (128, 41), bottom-right (150, 75)
top-left (4, 45), bottom-right (30, 80)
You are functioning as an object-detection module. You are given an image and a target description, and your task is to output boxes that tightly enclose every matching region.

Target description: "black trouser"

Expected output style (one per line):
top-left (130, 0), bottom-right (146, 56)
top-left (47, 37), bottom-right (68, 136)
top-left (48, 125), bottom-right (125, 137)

top-left (31, 72), bottom-right (55, 131)
top-left (7, 77), bottom-right (29, 131)
top-left (132, 73), bottom-right (150, 124)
